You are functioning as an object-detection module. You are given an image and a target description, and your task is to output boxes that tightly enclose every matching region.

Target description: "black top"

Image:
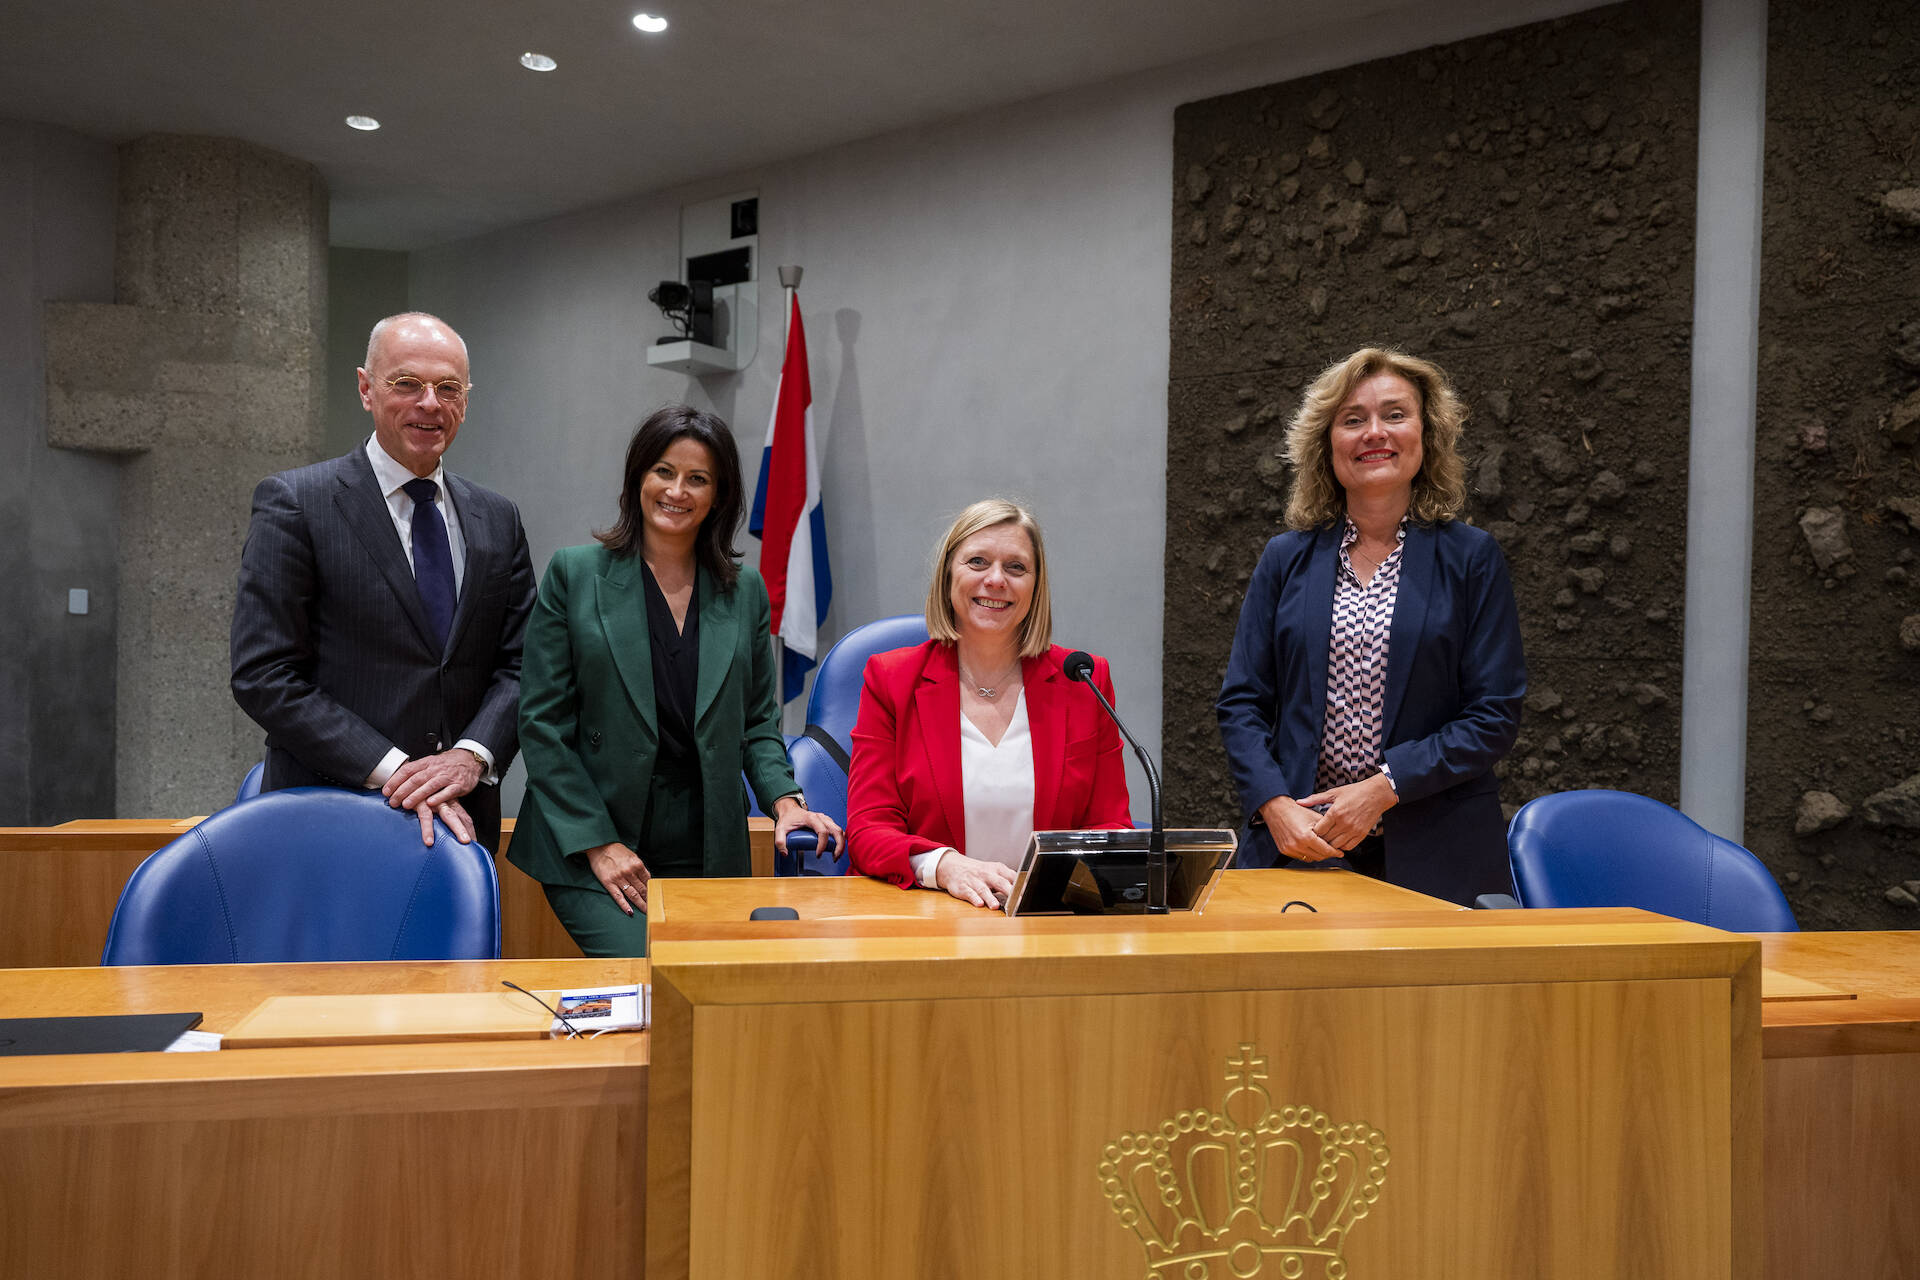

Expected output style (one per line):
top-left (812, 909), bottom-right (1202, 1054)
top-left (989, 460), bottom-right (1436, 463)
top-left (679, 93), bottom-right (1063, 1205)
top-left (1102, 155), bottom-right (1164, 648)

top-left (640, 560), bottom-right (700, 775)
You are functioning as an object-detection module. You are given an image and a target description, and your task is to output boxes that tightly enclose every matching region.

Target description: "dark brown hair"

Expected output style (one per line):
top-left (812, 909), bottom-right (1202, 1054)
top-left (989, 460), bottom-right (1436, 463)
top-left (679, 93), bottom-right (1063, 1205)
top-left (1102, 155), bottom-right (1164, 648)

top-left (595, 404), bottom-right (744, 589)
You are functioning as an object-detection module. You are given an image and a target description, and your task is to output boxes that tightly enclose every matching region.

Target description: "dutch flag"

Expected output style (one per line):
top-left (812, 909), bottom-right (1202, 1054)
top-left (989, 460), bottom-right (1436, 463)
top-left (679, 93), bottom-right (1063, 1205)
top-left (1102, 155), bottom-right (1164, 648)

top-left (749, 291), bottom-right (832, 702)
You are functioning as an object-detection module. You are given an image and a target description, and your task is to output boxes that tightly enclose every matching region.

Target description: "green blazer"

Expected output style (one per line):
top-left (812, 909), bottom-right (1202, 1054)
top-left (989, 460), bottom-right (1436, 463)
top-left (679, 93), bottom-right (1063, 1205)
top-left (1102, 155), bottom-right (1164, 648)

top-left (510, 544), bottom-right (797, 889)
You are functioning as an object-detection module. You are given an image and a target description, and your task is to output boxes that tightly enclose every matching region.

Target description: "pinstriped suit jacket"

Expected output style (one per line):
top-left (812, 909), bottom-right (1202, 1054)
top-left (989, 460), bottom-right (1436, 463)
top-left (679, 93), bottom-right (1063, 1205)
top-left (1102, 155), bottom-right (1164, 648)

top-left (229, 447), bottom-right (536, 852)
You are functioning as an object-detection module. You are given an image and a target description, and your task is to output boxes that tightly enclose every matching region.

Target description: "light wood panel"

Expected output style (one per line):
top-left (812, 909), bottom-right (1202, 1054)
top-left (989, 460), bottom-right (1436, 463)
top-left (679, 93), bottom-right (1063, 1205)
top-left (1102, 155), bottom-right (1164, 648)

top-left (648, 894), bottom-right (1761, 1280)
top-left (650, 864), bottom-right (1460, 928)
top-left (696, 981), bottom-right (1736, 1279)
top-left (1757, 932), bottom-right (1920, 1059)
top-left (0, 826), bottom-right (165, 967)
top-left (652, 908), bottom-right (1756, 1008)
top-left (222, 991), bottom-right (558, 1047)
top-left (1760, 931), bottom-right (1920, 998)
top-left (1765, 1052), bottom-right (1920, 1280)
top-left (1759, 968), bottom-right (1852, 1002)
top-left (0, 957), bottom-right (641, 1032)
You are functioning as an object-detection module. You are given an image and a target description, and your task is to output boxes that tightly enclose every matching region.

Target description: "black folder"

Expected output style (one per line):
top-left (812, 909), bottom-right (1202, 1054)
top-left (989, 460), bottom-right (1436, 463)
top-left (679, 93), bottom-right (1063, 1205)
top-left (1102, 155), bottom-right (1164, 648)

top-left (0, 1012), bottom-right (204, 1056)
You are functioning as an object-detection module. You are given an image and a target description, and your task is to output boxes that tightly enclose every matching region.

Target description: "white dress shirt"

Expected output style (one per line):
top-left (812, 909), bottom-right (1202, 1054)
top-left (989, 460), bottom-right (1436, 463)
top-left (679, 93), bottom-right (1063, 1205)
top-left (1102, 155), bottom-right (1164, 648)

top-left (909, 691), bottom-right (1036, 887)
top-left (365, 435), bottom-right (468, 593)
top-left (362, 436), bottom-right (495, 788)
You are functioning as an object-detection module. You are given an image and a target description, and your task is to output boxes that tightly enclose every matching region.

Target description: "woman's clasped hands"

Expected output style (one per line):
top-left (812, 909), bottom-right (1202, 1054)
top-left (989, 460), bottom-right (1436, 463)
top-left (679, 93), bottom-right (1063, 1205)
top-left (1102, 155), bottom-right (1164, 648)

top-left (1260, 772), bottom-right (1398, 861)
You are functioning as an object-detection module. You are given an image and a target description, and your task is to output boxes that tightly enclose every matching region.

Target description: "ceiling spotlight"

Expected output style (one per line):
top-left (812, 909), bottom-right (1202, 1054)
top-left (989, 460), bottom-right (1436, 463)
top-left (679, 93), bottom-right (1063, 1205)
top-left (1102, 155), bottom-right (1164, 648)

top-left (345, 116), bottom-right (381, 131)
top-left (520, 52), bottom-right (558, 71)
top-left (632, 13), bottom-right (668, 33)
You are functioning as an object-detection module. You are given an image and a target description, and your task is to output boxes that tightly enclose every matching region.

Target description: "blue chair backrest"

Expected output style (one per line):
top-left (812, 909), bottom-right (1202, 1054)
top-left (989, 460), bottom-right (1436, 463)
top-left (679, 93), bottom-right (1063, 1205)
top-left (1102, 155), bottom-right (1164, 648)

top-left (102, 787), bottom-right (502, 964)
top-left (234, 760), bottom-right (265, 805)
top-left (804, 614), bottom-right (929, 755)
top-left (775, 734), bottom-right (852, 876)
top-left (744, 736), bottom-right (801, 818)
top-left (1507, 789), bottom-right (1798, 932)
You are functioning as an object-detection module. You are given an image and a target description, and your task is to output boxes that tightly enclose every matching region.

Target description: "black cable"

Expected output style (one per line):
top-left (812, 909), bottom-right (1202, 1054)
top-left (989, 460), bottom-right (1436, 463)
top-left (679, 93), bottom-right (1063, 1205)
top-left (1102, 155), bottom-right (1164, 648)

top-left (1280, 900), bottom-right (1317, 913)
top-left (500, 980), bottom-right (582, 1038)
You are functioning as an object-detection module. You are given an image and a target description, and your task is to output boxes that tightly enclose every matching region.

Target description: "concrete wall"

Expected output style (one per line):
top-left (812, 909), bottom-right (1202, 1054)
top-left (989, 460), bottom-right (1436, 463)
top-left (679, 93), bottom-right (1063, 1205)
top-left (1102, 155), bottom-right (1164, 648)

top-left (0, 123), bottom-right (119, 825)
top-left (325, 248), bottom-right (410, 460)
top-left (45, 135), bottom-right (329, 817)
top-left (410, 0), bottom-right (1601, 817)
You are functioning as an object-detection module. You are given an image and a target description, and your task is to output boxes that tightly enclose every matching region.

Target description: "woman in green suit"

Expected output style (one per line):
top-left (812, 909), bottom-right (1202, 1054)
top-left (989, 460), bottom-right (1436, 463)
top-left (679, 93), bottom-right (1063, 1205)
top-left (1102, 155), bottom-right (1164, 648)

top-left (512, 405), bottom-right (841, 955)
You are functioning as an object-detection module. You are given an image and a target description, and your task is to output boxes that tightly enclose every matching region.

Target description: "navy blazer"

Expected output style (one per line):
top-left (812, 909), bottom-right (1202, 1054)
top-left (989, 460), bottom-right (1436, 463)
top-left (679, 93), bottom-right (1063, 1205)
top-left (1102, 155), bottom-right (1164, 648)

top-left (1216, 519), bottom-right (1526, 904)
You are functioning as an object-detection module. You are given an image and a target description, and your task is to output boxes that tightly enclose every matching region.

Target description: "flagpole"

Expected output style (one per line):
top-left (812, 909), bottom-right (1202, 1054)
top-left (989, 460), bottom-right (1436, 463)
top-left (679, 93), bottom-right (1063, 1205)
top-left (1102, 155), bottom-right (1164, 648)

top-left (771, 265), bottom-right (803, 712)
top-left (778, 264), bottom-right (802, 343)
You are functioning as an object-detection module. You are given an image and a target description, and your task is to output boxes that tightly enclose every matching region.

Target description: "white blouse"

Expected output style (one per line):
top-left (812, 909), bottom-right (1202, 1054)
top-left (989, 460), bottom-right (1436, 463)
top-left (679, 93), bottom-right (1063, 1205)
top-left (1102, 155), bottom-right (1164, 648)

top-left (908, 691), bottom-right (1036, 887)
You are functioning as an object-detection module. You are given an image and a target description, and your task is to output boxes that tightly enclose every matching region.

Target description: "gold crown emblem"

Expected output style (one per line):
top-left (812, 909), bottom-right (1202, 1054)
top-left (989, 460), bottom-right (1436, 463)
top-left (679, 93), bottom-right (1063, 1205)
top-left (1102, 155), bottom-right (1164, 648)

top-left (1099, 1044), bottom-right (1389, 1280)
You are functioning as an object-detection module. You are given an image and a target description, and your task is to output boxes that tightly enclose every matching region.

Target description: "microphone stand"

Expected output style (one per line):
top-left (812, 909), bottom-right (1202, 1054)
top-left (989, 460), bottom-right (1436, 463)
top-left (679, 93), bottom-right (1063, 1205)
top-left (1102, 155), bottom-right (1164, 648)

top-left (1068, 657), bottom-right (1167, 915)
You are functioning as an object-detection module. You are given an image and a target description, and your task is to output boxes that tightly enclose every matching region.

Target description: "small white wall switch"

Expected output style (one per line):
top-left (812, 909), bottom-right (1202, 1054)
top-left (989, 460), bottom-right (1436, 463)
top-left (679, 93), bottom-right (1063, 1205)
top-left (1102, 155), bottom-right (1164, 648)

top-left (68, 588), bottom-right (89, 615)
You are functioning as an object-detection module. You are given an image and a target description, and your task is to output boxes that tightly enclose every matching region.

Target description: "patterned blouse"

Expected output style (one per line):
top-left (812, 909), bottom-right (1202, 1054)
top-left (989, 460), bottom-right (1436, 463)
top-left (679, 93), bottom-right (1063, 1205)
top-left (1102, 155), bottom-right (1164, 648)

top-left (1314, 517), bottom-right (1406, 819)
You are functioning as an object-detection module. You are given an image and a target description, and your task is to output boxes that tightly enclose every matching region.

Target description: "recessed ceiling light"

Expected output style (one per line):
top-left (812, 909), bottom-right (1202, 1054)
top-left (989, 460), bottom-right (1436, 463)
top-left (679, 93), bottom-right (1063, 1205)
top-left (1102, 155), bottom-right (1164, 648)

top-left (345, 116), bottom-right (381, 131)
top-left (520, 51), bottom-right (558, 71)
top-left (632, 13), bottom-right (668, 33)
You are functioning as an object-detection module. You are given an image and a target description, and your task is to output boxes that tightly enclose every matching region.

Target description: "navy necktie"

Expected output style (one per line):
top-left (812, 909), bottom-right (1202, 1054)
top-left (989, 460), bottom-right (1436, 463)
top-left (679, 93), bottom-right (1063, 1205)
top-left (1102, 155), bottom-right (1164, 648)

top-left (402, 478), bottom-right (456, 649)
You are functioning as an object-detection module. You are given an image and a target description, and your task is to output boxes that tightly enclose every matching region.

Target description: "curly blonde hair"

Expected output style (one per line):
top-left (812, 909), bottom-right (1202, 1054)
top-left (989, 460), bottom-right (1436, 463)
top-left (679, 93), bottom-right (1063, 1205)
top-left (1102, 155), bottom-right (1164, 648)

top-left (1283, 347), bottom-right (1470, 530)
top-left (924, 499), bottom-right (1053, 658)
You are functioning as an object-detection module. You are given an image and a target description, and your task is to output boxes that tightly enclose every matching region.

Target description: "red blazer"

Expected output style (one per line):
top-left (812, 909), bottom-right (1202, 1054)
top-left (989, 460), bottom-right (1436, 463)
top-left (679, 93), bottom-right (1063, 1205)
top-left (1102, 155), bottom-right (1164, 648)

top-left (848, 640), bottom-right (1133, 888)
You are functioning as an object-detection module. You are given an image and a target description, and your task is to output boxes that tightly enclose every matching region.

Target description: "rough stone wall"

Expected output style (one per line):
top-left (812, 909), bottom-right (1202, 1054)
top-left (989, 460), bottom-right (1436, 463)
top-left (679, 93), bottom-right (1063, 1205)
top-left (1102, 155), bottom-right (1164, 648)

top-left (46, 135), bottom-right (327, 816)
top-left (1751, 0), bottom-right (1920, 929)
top-left (1163, 3), bottom-right (1699, 834)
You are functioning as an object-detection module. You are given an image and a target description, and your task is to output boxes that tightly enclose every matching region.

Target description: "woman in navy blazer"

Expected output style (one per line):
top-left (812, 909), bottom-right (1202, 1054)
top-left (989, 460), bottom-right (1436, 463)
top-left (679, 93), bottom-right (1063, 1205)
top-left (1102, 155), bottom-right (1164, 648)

top-left (1216, 348), bottom-right (1525, 905)
top-left (849, 500), bottom-right (1132, 908)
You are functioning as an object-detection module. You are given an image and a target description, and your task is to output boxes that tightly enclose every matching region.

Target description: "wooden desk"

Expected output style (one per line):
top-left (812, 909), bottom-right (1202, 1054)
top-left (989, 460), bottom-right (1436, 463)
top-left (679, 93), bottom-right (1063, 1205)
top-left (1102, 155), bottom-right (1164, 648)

top-left (648, 879), bottom-right (1760, 1280)
top-left (651, 882), bottom-right (1920, 1280)
top-left (0, 958), bottom-right (648, 1280)
top-left (1752, 931), bottom-right (1920, 1279)
top-left (0, 816), bottom-right (778, 967)
top-left (8, 874), bottom-right (1909, 1280)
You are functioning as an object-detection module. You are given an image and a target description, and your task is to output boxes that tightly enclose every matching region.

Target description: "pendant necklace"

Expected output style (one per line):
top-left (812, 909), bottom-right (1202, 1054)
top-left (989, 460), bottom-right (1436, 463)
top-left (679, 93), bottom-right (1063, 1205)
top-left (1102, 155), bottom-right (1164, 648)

top-left (961, 661), bottom-right (1020, 700)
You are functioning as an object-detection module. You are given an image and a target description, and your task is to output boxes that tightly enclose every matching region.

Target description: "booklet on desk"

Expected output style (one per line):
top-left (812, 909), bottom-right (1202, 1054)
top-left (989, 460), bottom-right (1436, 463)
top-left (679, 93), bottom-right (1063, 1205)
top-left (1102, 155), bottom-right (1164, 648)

top-left (0, 1012), bottom-right (203, 1056)
top-left (553, 986), bottom-right (649, 1035)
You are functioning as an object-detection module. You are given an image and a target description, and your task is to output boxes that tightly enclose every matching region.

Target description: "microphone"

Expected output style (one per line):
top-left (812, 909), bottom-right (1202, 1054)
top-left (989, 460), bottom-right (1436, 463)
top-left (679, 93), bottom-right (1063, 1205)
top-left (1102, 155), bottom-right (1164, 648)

top-left (1062, 650), bottom-right (1167, 914)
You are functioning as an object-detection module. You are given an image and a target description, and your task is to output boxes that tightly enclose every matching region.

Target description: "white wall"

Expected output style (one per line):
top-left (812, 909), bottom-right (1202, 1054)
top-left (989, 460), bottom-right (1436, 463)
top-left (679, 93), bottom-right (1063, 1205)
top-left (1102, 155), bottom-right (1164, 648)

top-left (409, 0), bottom-right (1601, 817)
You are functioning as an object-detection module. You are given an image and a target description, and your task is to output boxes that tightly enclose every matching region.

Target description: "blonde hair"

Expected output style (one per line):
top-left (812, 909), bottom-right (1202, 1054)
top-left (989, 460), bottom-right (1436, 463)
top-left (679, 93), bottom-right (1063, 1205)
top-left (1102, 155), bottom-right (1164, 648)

top-left (1284, 346), bottom-right (1470, 530)
top-left (924, 499), bottom-right (1053, 658)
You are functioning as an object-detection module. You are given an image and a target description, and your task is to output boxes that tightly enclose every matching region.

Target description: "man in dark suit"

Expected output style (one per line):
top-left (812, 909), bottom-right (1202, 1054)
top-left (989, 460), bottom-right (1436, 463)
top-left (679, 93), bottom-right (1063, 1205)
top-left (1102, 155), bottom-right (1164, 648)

top-left (231, 312), bottom-right (535, 852)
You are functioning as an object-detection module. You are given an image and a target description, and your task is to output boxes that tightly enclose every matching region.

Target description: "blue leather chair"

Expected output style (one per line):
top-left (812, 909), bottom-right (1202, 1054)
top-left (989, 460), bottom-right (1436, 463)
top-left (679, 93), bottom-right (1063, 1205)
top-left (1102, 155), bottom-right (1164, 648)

top-left (101, 786), bottom-right (502, 964)
top-left (744, 736), bottom-right (801, 818)
top-left (1505, 789), bottom-right (1798, 932)
top-left (803, 613), bottom-right (930, 760)
top-left (234, 760), bottom-right (265, 805)
top-left (775, 734), bottom-right (852, 876)
top-left (768, 614), bottom-right (927, 877)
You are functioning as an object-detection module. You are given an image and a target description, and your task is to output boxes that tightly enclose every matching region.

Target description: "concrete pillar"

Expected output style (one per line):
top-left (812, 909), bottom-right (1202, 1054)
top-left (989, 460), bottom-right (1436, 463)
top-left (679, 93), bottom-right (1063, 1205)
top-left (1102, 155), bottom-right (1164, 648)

top-left (1678, 0), bottom-right (1767, 840)
top-left (45, 135), bottom-right (327, 816)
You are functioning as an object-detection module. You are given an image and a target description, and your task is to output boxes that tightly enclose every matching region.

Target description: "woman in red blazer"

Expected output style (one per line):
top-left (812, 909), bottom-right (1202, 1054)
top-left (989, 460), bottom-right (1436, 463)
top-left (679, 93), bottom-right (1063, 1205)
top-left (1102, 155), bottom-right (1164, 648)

top-left (849, 499), bottom-right (1132, 907)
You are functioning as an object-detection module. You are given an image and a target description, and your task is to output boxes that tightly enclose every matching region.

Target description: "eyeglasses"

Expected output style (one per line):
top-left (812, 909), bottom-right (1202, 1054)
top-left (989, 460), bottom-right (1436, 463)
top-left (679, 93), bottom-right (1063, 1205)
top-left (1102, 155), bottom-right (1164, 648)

top-left (381, 375), bottom-right (472, 406)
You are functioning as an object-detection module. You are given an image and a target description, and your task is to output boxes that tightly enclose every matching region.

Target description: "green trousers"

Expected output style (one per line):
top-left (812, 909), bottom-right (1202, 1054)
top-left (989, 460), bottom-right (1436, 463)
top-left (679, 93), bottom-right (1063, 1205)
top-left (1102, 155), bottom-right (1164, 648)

top-left (542, 770), bottom-right (704, 958)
